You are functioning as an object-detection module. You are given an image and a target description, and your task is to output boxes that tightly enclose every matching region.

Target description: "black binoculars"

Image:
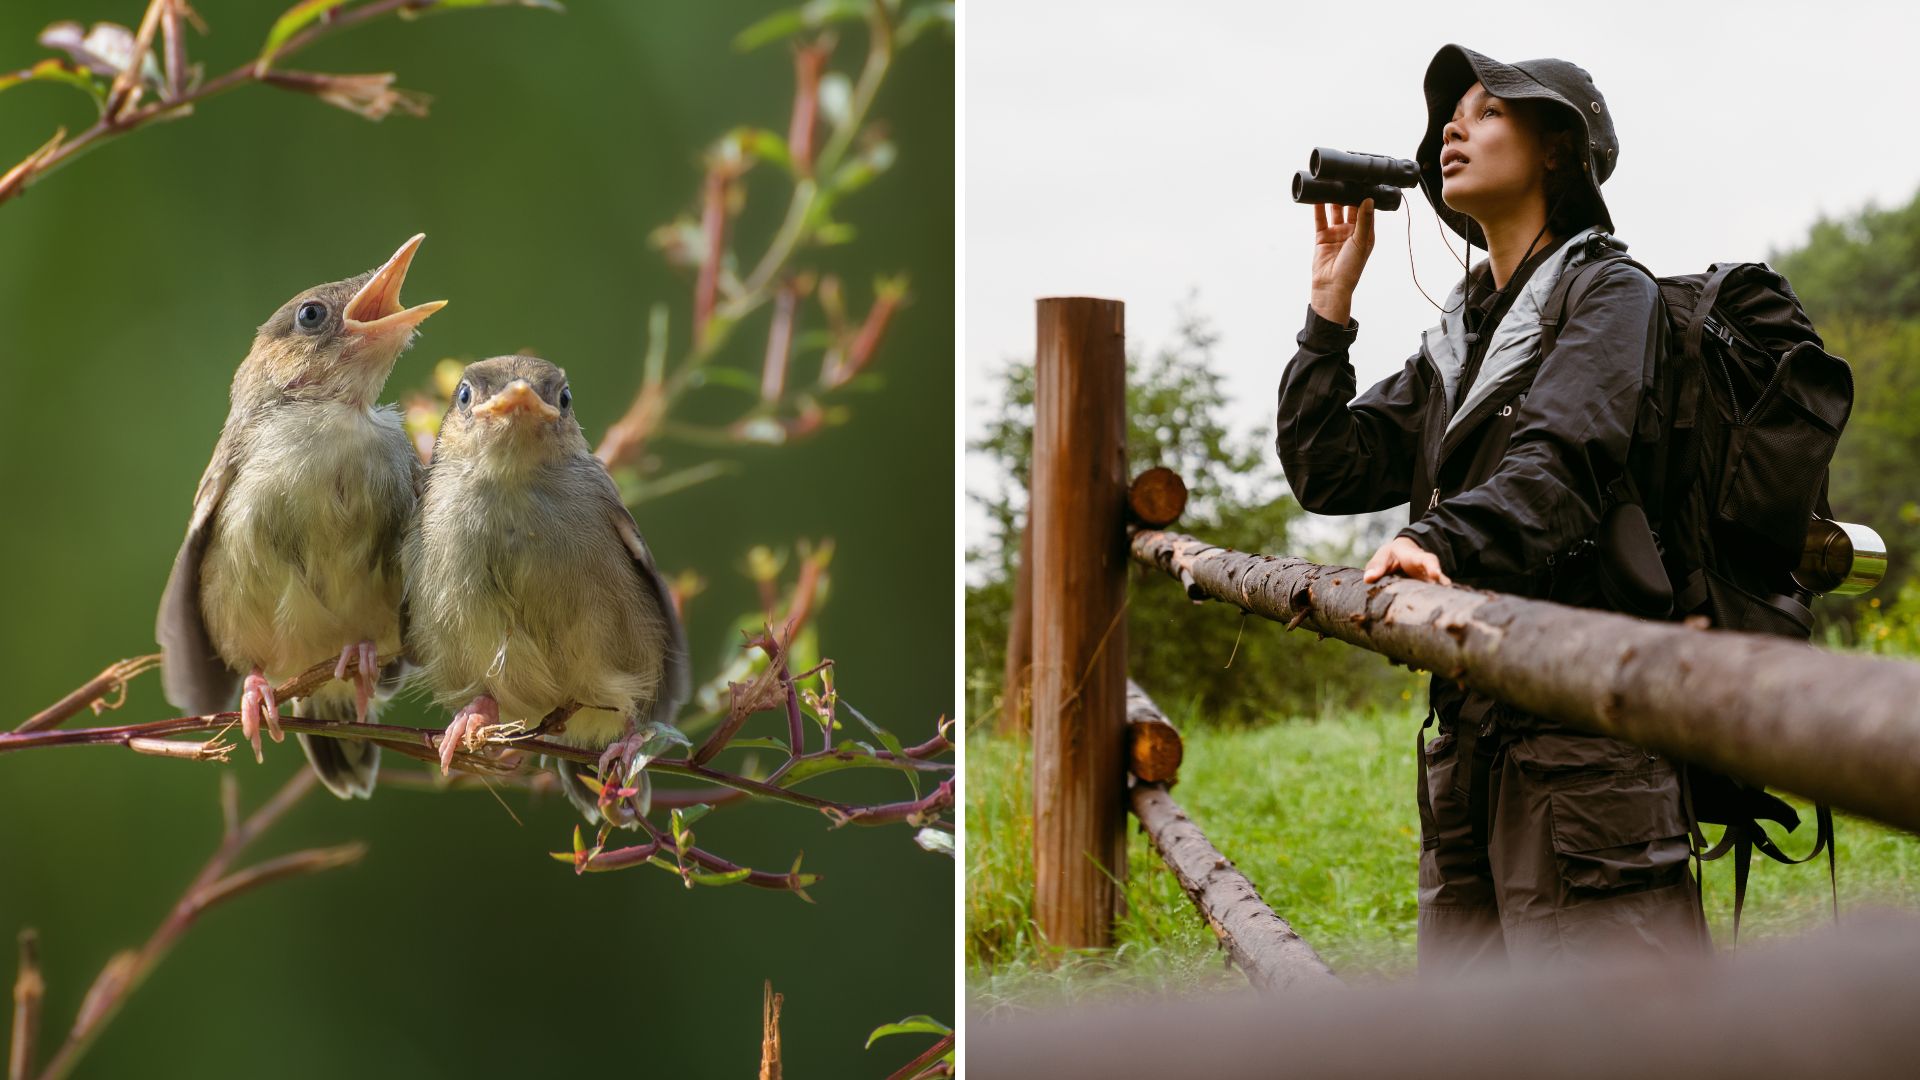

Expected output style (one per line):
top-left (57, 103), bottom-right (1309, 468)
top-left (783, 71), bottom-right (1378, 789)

top-left (1291, 147), bottom-right (1421, 210)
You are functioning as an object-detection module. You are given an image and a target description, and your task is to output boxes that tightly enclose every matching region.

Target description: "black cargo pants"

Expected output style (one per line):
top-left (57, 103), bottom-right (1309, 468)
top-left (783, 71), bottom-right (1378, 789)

top-left (1416, 706), bottom-right (1709, 975)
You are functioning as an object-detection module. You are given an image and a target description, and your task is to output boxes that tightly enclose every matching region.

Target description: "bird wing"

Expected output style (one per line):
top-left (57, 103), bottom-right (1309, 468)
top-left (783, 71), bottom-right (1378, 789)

top-left (156, 433), bottom-right (240, 714)
top-left (597, 472), bottom-right (692, 727)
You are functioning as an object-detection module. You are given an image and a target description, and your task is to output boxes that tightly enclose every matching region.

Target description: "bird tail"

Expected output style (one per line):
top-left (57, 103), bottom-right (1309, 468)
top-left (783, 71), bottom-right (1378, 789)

top-left (296, 694), bottom-right (380, 799)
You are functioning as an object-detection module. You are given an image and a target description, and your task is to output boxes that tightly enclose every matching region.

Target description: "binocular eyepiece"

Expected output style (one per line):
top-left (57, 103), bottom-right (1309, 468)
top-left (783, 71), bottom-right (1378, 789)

top-left (1291, 146), bottom-right (1421, 210)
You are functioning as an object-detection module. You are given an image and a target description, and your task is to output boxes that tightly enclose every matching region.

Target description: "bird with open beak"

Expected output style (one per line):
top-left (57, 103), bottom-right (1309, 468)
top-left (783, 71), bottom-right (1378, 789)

top-left (157, 234), bottom-right (446, 798)
top-left (403, 355), bottom-right (690, 825)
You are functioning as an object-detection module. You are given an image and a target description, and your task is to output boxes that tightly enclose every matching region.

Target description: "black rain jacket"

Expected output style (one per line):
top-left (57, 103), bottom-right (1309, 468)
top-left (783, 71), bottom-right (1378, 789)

top-left (1275, 255), bottom-right (1665, 728)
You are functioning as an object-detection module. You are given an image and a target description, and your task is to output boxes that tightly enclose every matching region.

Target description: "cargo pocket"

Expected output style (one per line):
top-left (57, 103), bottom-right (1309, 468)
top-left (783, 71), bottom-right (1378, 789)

top-left (1417, 730), bottom-right (1455, 852)
top-left (1543, 761), bottom-right (1691, 895)
top-left (1508, 732), bottom-right (1690, 896)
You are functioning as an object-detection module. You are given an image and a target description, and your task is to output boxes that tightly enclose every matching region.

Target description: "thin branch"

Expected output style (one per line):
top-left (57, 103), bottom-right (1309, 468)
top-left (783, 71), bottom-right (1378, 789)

top-left (189, 843), bottom-right (367, 911)
top-left (594, 1), bottom-right (900, 471)
top-left (0, 712), bottom-right (947, 817)
top-left (15, 655), bottom-right (161, 734)
top-left (31, 771), bottom-right (354, 1080)
top-left (822, 778), bottom-right (953, 830)
top-left (102, 0), bottom-right (165, 119)
top-left (1, 0), bottom-right (536, 207)
top-left (9, 932), bottom-right (42, 1080)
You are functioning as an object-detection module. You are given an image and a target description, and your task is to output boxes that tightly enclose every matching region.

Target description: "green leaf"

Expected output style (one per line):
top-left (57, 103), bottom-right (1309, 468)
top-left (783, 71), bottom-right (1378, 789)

top-left (698, 366), bottom-right (761, 393)
top-left (828, 140), bottom-right (897, 197)
top-left (673, 802), bottom-right (714, 830)
top-left (408, 0), bottom-right (565, 13)
top-left (686, 867), bottom-right (752, 887)
top-left (734, 126), bottom-right (792, 172)
top-left (721, 737), bottom-right (793, 754)
top-left (865, 1016), bottom-right (952, 1049)
top-left (619, 721), bottom-right (693, 787)
top-left (815, 221), bottom-right (857, 246)
top-left (843, 700), bottom-right (915, 796)
top-left (259, 0), bottom-right (355, 68)
top-left (898, 3), bottom-right (954, 46)
top-left (733, 0), bottom-right (868, 51)
top-left (774, 749), bottom-right (946, 785)
top-left (0, 58), bottom-right (108, 106)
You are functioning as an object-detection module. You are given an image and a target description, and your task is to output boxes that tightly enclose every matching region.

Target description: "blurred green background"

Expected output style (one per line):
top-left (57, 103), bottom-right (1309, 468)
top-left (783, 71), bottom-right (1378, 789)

top-left (0, 2), bottom-right (953, 1076)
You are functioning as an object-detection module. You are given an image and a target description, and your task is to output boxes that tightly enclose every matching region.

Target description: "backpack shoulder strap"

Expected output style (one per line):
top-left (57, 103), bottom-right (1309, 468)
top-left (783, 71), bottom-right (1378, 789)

top-left (1538, 246), bottom-right (1657, 356)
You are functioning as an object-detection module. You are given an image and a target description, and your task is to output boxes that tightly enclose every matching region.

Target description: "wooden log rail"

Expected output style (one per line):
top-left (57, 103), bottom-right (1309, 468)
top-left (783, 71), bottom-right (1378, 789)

top-left (1131, 529), bottom-right (1920, 836)
top-left (1127, 682), bottom-right (1339, 992)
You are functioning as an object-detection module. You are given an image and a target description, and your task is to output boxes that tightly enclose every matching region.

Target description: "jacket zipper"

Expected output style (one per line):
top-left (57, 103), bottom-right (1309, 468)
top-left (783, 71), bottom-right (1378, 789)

top-left (1417, 334), bottom-right (1447, 512)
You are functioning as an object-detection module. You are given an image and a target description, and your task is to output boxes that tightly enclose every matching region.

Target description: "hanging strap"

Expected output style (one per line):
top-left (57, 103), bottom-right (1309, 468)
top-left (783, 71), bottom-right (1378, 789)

top-left (1416, 707), bottom-right (1439, 851)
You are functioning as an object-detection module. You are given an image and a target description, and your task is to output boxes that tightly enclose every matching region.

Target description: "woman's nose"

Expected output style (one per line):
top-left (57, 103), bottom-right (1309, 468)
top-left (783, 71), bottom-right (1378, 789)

top-left (1442, 118), bottom-right (1465, 144)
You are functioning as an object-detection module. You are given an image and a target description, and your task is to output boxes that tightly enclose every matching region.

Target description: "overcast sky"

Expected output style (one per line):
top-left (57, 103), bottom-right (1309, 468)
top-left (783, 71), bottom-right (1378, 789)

top-left (964, 0), bottom-right (1920, 552)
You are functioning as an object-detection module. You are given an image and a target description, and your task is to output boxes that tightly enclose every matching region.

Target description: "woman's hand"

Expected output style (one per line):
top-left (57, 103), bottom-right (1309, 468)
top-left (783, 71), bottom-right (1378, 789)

top-left (1309, 199), bottom-right (1375, 326)
top-left (1362, 535), bottom-right (1452, 587)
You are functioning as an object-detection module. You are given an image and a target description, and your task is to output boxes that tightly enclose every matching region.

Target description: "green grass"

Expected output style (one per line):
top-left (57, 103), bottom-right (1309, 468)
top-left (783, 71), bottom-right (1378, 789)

top-left (967, 703), bottom-right (1920, 1012)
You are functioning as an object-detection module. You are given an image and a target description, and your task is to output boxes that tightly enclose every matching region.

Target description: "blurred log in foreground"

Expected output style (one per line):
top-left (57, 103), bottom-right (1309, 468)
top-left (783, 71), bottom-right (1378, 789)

top-left (972, 913), bottom-right (1920, 1079)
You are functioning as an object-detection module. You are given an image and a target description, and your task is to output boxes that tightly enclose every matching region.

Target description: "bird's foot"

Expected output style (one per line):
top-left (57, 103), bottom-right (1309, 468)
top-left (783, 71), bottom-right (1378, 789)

top-left (438, 695), bottom-right (500, 776)
top-left (239, 669), bottom-right (282, 764)
top-left (593, 729), bottom-right (667, 824)
top-left (596, 729), bottom-right (652, 784)
top-left (333, 640), bottom-right (379, 722)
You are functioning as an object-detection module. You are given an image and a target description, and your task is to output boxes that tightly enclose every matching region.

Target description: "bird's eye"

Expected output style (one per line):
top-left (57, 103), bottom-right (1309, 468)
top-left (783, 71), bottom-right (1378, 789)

top-left (559, 386), bottom-right (571, 410)
top-left (295, 301), bottom-right (328, 332)
top-left (456, 382), bottom-right (472, 408)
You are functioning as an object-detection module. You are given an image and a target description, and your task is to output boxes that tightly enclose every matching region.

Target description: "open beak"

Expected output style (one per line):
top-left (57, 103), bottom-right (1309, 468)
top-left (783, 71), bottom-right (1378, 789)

top-left (473, 379), bottom-right (561, 422)
top-left (344, 233), bottom-right (447, 338)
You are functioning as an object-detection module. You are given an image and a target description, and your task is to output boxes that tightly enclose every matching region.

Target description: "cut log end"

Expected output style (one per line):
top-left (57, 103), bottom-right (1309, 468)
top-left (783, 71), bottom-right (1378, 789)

top-left (1125, 679), bottom-right (1184, 784)
top-left (1129, 718), bottom-right (1184, 784)
top-left (1128, 467), bottom-right (1189, 528)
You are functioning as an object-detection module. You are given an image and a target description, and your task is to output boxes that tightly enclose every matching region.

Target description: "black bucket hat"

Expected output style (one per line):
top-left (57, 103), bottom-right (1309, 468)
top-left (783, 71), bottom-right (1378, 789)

top-left (1417, 44), bottom-right (1618, 243)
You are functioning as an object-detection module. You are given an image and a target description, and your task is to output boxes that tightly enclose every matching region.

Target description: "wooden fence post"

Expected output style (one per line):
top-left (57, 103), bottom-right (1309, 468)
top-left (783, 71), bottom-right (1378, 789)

top-left (1030, 296), bottom-right (1129, 948)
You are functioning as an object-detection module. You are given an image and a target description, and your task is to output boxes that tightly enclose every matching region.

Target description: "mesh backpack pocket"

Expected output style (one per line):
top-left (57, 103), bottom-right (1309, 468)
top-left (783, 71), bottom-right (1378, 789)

top-left (1717, 340), bottom-right (1853, 558)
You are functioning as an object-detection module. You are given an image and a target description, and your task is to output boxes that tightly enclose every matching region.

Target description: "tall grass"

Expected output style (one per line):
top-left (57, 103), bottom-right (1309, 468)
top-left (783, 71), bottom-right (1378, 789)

top-left (967, 702), bottom-right (1920, 1012)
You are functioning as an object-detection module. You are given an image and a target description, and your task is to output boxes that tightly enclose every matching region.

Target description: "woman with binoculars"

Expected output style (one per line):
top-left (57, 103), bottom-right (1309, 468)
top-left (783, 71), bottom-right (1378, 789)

top-left (1275, 45), bottom-right (1707, 973)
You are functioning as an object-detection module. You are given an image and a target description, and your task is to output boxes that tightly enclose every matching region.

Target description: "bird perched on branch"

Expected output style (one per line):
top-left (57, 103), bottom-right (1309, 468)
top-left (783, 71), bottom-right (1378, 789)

top-left (403, 355), bottom-right (691, 825)
top-left (157, 234), bottom-right (445, 798)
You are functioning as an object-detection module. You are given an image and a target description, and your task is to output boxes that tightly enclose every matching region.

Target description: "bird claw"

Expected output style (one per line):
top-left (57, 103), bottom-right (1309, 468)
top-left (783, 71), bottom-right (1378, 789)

top-left (334, 640), bottom-right (378, 722)
top-left (240, 670), bottom-right (281, 764)
top-left (597, 731), bottom-right (648, 783)
top-left (439, 695), bottom-right (499, 776)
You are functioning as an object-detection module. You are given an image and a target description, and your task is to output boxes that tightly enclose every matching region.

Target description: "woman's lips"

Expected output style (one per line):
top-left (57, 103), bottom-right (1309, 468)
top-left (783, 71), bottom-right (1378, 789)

top-left (1441, 159), bottom-right (1466, 177)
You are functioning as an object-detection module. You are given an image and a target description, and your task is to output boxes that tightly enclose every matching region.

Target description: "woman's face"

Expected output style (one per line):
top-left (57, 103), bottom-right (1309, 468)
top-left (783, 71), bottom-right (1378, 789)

top-left (1438, 81), bottom-right (1552, 225)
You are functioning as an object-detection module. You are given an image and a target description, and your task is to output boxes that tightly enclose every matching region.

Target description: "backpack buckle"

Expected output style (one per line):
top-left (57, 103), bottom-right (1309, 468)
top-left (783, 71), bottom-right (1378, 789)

top-left (1704, 316), bottom-right (1736, 348)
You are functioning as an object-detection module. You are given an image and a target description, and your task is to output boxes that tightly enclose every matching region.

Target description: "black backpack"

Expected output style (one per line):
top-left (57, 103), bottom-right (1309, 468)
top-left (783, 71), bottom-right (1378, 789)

top-left (1541, 234), bottom-right (1855, 936)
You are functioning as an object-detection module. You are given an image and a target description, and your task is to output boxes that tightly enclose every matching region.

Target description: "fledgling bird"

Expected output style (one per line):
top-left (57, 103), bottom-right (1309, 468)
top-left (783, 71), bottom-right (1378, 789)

top-left (157, 234), bottom-right (446, 798)
top-left (403, 355), bottom-right (690, 824)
